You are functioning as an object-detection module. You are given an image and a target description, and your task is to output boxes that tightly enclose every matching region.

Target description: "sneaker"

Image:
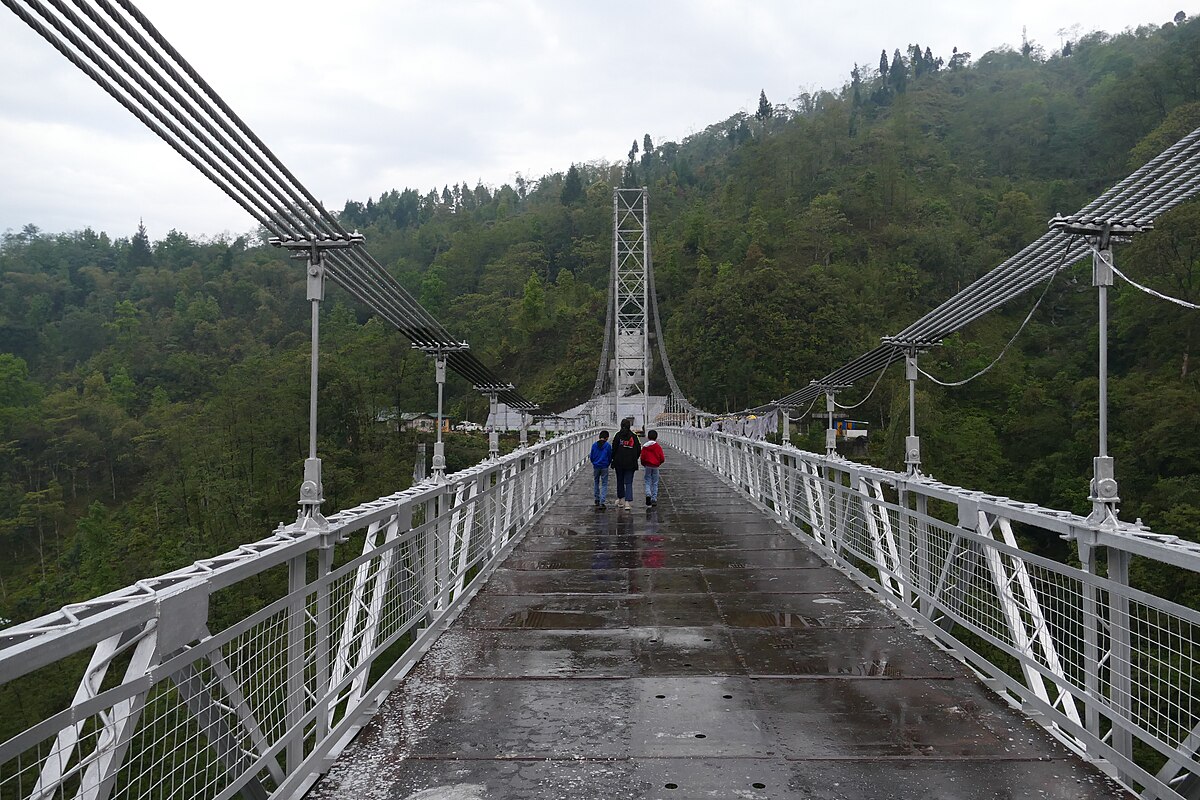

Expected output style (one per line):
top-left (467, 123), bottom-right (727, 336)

top-left (599, 503), bottom-right (606, 510)
top-left (645, 496), bottom-right (652, 506)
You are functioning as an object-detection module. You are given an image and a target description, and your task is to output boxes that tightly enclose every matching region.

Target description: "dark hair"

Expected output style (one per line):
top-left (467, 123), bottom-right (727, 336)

top-left (648, 430), bottom-right (657, 440)
top-left (619, 418), bottom-right (633, 431)
top-left (599, 430), bottom-right (609, 440)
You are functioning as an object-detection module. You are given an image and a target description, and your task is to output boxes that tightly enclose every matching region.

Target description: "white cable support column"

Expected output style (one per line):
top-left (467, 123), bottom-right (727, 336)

top-left (476, 383), bottom-right (514, 460)
top-left (1047, 219), bottom-right (1150, 528)
top-left (270, 233), bottom-right (364, 528)
top-left (417, 344), bottom-right (470, 482)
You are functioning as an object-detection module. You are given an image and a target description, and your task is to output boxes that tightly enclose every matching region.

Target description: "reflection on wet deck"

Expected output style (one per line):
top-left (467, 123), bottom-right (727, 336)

top-left (309, 455), bottom-right (1133, 799)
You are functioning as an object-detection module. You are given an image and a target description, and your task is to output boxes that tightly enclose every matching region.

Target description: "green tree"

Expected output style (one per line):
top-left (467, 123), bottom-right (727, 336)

top-left (756, 90), bottom-right (772, 123)
top-left (127, 220), bottom-right (152, 269)
top-left (519, 272), bottom-right (546, 335)
top-left (561, 165), bottom-right (584, 206)
top-left (889, 49), bottom-right (907, 93)
top-left (419, 263), bottom-right (449, 314)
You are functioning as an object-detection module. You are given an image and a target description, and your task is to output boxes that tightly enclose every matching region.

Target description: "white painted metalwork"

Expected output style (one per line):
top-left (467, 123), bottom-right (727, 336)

top-left (612, 188), bottom-right (650, 428)
top-left (661, 426), bottom-right (1200, 800)
top-left (0, 431), bottom-right (592, 800)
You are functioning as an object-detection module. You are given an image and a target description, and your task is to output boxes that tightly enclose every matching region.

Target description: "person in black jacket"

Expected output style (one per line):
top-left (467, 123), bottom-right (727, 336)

top-left (611, 418), bottom-right (641, 511)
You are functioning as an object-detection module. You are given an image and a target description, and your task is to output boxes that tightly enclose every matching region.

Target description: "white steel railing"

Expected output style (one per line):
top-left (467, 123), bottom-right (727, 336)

top-left (0, 430), bottom-right (591, 800)
top-left (662, 427), bottom-right (1200, 800)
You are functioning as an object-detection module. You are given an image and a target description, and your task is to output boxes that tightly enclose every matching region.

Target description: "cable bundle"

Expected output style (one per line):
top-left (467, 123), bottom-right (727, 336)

top-left (768, 124), bottom-right (1200, 411)
top-left (6, 0), bottom-right (536, 409)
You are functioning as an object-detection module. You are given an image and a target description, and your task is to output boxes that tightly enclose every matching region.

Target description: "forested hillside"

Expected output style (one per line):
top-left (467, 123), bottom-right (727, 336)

top-left (3, 13), bottom-right (1200, 624)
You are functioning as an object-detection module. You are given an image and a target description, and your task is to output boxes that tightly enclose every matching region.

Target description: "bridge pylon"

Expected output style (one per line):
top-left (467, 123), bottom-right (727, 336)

top-left (613, 187), bottom-right (651, 429)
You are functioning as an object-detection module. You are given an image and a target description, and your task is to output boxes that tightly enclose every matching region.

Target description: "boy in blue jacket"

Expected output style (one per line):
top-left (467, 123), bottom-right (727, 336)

top-left (589, 430), bottom-right (612, 509)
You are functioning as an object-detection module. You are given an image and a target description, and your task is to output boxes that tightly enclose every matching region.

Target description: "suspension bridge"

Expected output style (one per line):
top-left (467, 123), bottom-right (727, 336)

top-left (2, 2), bottom-right (1200, 799)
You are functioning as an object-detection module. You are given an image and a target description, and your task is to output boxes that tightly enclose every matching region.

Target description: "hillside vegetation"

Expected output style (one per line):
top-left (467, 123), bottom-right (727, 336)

top-left (3, 13), bottom-right (1200, 623)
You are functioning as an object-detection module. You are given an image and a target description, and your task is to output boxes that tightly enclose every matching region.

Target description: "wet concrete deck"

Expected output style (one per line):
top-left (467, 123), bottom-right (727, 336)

top-left (309, 455), bottom-right (1133, 799)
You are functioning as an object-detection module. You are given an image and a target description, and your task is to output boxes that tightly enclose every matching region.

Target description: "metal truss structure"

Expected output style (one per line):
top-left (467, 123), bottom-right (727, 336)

top-left (589, 187), bottom-right (709, 429)
top-left (612, 188), bottom-right (650, 428)
top-left (665, 426), bottom-right (1200, 800)
top-left (0, 432), bottom-right (592, 800)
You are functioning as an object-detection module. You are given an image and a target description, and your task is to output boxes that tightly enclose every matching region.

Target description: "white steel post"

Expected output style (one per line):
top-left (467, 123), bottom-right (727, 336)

top-left (419, 345), bottom-right (468, 482)
top-left (905, 349), bottom-right (921, 476)
top-left (1108, 546), bottom-right (1134, 781)
top-left (488, 393), bottom-right (500, 459)
top-left (433, 354), bottom-right (447, 481)
top-left (269, 232), bottom-right (362, 529)
top-left (286, 553), bottom-right (307, 772)
top-left (1078, 537), bottom-right (1103, 747)
top-left (1090, 239), bottom-right (1121, 525)
top-left (824, 391), bottom-right (837, 457)
top-left (1047, 218), bottom-right (1146, 524)
top-left (301, 255), bottom-right (326, 525)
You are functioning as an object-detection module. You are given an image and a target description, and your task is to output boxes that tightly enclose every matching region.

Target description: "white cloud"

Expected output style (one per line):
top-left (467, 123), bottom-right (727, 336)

top-left (0, 0), bottom-right (1191, 238)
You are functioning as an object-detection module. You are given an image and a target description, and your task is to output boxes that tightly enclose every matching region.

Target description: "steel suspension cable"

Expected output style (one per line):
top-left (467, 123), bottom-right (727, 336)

top-left (9, 0), bottom-right (535, 405)
top-left (645, 242), bottom-right (705, 415)
top-left (591, 258), bottom-right (615, 399)
top-left (100, 0), bottom-right (471, 347)
top-left (40, 0), bottom-right (308, 237)
top-left (832, 347), bottom-right (899, 409)
top-left (80, 0), bottom-right (327, 232)
top-left (917, 240), bottom-right (1072, 387)
top-left (3, 0), bottom-right (283, 232)
top-left (771, 124), bottom-right (1200, 411)
top-left (110, 0), bottom-right (343, 238)
top-left (22, 0), bottom-right (473, 354)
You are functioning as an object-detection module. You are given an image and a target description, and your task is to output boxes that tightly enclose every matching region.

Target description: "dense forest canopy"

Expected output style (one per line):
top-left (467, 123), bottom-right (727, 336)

top-left (2, 13), bottom-right (1200, 625)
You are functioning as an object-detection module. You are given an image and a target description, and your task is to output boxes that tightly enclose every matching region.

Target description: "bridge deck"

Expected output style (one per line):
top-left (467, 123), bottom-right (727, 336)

top-left (309, 456), bottom-right (1132, 799)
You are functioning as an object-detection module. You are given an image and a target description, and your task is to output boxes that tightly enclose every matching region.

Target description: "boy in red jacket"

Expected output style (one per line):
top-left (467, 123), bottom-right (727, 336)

top-left (640, 430), bottom-right (665, 507)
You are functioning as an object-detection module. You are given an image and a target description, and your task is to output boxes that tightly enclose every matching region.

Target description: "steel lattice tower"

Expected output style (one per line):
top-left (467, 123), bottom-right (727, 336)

top-left (612, 188), bottom-right (650, 427)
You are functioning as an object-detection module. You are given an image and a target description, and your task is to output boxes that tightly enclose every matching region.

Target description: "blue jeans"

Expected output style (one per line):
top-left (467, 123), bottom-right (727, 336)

top-left (614, 469), bottom-right (635, 501)
top-left (593, 467), bottom-right (609, 504)
top-left (643, 466), bottom-right (660, 501)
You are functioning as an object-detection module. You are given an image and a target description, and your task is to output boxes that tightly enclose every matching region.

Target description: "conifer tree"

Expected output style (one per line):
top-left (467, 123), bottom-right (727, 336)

top-left (889, 48), bottom-right (907, 93)
top-left (560, 165), bottom-right (584, 206)
top-left (127, 219), bottom-right (152, 269)
top-left (756, 90), bottom-right (772, 122)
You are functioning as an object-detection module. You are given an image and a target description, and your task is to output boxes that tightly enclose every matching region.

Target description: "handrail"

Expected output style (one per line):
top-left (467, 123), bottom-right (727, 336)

top-left (0, 430), bottom-right (593, 800)
top-left (662, 426), bottom-right (1200, 800)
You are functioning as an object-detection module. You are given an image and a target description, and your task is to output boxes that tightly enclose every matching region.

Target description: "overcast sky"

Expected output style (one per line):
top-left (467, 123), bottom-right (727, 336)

top-left (0, 1), bottom-right (1191, 241)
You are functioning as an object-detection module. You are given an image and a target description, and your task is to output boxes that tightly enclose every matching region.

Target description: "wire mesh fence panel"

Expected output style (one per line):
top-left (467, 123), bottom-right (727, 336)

top-left (0, 431), bottom-right (593, 800)
top-left (660, 427), bottom-right (1200, 798)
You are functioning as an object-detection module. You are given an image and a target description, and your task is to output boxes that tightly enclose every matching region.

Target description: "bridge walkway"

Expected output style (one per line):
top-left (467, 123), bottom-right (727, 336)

top-left (308, 454), bottom-right (1132, 799)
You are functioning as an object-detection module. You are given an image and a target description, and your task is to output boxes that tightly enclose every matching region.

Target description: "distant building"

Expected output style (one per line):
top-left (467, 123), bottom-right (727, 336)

top-left (374, 408), bottom-right (450, 433)
top-left (836, 419), bottom-right (869, 440)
